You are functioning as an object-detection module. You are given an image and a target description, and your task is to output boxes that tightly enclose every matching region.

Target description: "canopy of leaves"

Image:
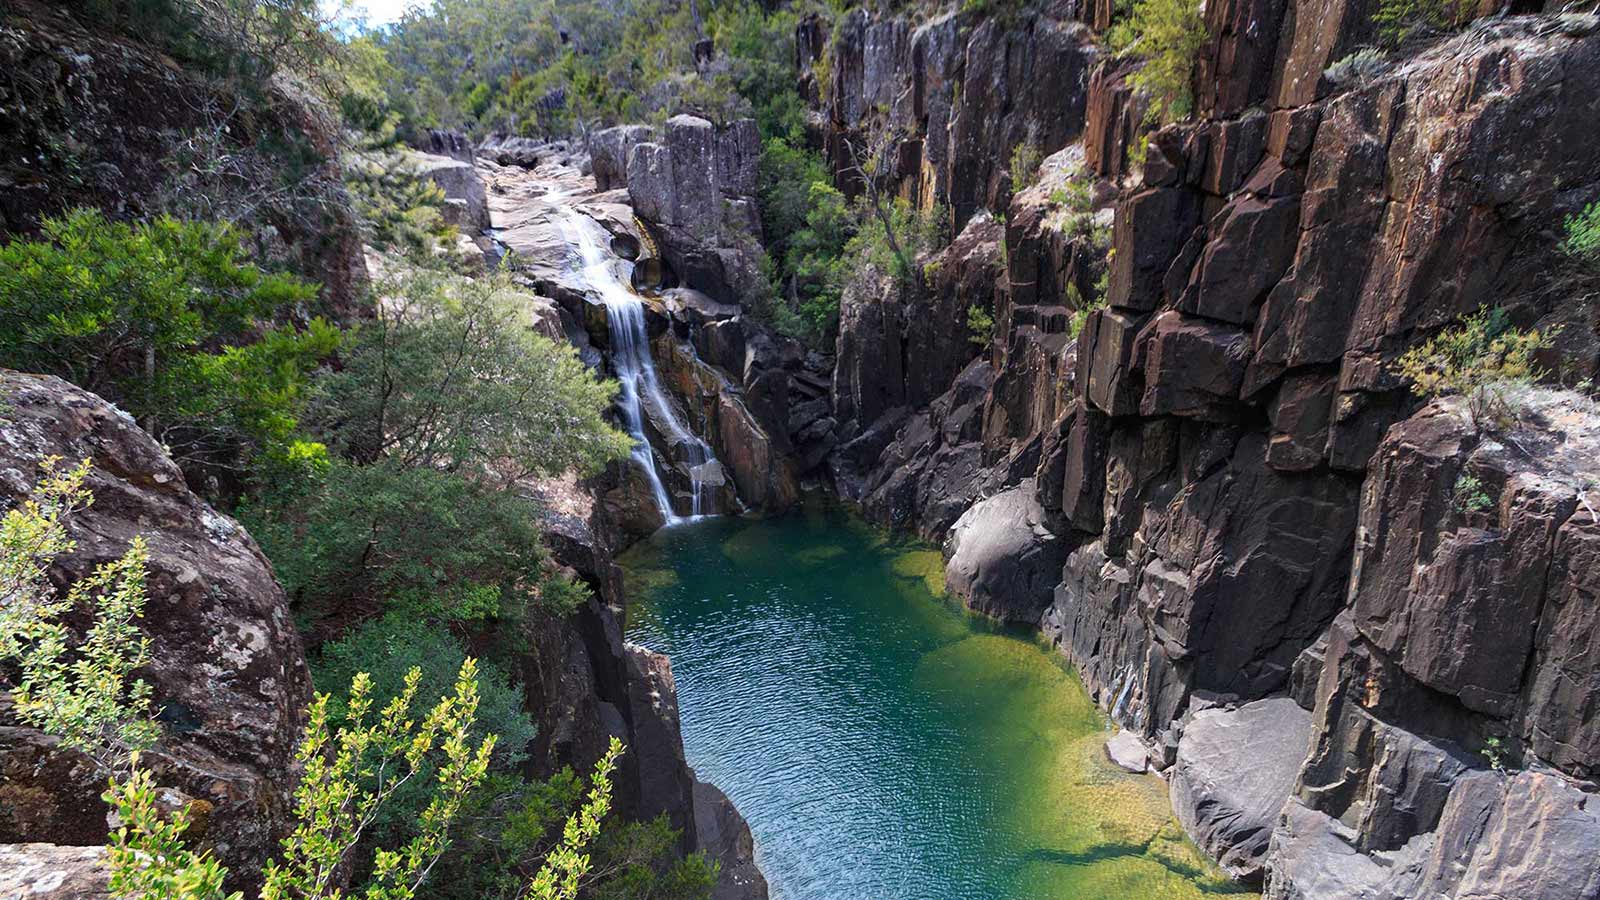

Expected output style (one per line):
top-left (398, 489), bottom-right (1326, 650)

top-left (308, 270), bottom-right (631, 486)
top-left (0, 209), bottom-right (337, 473)
top-left (1109, 0), bottom-right (1207, 125)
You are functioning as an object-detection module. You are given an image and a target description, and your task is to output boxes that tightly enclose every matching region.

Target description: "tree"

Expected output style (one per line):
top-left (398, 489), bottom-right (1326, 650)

top-left (0, 210), bottom-right (337, 473)
top-left (0, 458), bottom-right (619, 900)
top-left (1109, 0), bottom-right (1208, 125)
top-left (309, 269), bottom-right (630, 488)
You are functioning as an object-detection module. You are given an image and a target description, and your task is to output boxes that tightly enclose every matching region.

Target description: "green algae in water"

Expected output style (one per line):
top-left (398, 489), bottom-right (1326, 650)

top-left (621, 505), bottom-right (1254, 900)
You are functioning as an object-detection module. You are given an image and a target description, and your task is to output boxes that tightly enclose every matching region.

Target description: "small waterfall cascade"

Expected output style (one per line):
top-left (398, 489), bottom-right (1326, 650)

top-left (555, 210), bottom-right (719, 524)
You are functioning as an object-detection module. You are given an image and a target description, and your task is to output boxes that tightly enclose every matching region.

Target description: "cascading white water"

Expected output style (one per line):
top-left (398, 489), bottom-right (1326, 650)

top-left (554, 210), bottom-right (717, 524)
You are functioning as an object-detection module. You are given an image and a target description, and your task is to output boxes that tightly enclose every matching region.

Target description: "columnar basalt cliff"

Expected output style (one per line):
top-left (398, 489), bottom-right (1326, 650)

top-left (786, 1), bottom-right (1600, 893)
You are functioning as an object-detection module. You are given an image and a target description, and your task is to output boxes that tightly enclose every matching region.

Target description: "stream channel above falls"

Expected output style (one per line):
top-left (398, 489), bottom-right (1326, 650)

top-left (620, 500), bottom-right (1254, 900)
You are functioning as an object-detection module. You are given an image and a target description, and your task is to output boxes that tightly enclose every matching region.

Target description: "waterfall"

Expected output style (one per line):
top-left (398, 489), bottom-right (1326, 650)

top-left (554, 210), bottom-right (718, 524)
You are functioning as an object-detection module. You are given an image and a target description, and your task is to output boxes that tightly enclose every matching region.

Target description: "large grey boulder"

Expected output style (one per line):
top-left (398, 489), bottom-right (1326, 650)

top-left (1172, 697), bottom-right (1311, 882)
top-left (406, 148), bottom-right (490, 232)
top-left (943, 480), bottom-right (1067, 623)
top-left (625, 116), bottom-right (765, 306)
top-left (589, 124), bottom-right (657, 192)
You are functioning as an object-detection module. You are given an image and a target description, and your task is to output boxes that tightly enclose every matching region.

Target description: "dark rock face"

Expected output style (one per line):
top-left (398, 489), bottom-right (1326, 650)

top-left (0, 372), bottom-right (311, 891)
top-left (589, 124), bottom-right (658, 192)
top-left (407, 148), bottom-right (491, 233)
top-left (817, 7), bottom-right (1099, 230)
top-left (1171, 698), bottom-right (1311, 882)
top-left (693, 779), bottom-right (770, 900)
top-left (627, 116), bottom-right (766, 307)
top-left (792, 3), bottom-right (1600, 890)
top-left (0, 1), bottom-right (368, 320)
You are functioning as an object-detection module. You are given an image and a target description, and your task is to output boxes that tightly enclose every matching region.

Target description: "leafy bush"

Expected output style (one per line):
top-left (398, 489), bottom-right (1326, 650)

top-left (966, 303), bottom-right (996, 347)
top-left (243, 458), bottom-right (567, 625)
top-left (1373, 0), bottom-right (1478, 46)
top-left (1452, 472), bottom-right (1493, 514)
top-left (1109, 0), bottom-right (1208, 125)
top-left (0, 461), bottom-right (618, 900)
top-left (345, 151), bottom-right (459, 256)
top-left (0, 210), bottom-right (336, 473)
top-left (308, 270), bottom-right (631, 485)
top-left (0, 458), bottom-right (158, 774)
top-left (1009, 142), bottom-right (1043, 190)
top-left (1393, 308), bottom-right (1554, 430)
top-left (1561, 201), bottom-right (1600, 271)
top-left (1323, 48), bottom-right (1387, 86)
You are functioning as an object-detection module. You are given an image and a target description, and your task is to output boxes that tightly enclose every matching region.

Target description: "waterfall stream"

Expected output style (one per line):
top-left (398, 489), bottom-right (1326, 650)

top-left (554, 209), bottom-right (718, 524)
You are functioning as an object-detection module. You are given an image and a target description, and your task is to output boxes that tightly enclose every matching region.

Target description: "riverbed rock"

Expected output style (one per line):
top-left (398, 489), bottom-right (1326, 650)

top-left (1172, 698), bottom-right (1311, 882)
top-left (693, 778), bottom-right (771, 900)
top-left (626, 116), bottom-right (765, 307)
top-left (1105, 730), bottom-right (1149, 773)
top-left (943, 480), bottom-right (1067, 623)
top-left (406, 148), bottom-right (490, 232)
top-left (0, 372), bottom-right (311, 892)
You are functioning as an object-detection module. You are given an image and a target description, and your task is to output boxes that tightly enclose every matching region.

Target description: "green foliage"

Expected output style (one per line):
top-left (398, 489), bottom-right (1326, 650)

top-left (1109, 0), bottom-right (1208, 126)
top-left (1452, 472), bottom-right (1493, 515)
top-left (1393, 308), bottom-right (1554, 431)
top-left (966, 304), bottom-right (996, 348)
top-left (0, 209), bottom-right (334, 470)
top-left (309, 270), bottom-right (631, 485)
top-left (263, 661), bottom-right (495, 900)
top-left (346, 152), bottom-right (459, 257)
top-left (846, 196), bottom-right (945, 285)
top-left (529, 738), bottom-right (624, 900)
top-left (1480, 736), bottom-right (1507, 772)
top-left (316, 616), bottom-right (538, 770)
top-left (105, 762), bottom-right (237, 900)
top-left (757, 140), bottom-right (854, 349)
top-left (243, 458), bottom-right (563, 625)
top-left (1373, 0), bottom-right (1478, 46)
top-left (1562, 201), bottom-right (1600, 271)
top-left (0, 458), bottom-right (160, 774)
top-left (1009, 142), bottom-right (1043, 191)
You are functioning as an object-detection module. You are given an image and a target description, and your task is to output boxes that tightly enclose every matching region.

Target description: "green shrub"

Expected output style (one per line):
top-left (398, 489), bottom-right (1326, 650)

top-left (1109, 0), bottom-right (1208, 125)
top-left (1561, 201), bottom-right (1600, 270)
top-left (1009, 142), bottom-right (1043, 190)
top-left (1373, 0), bottom-right (1478, 46)
top-left (345, 151), bottom-right (459, 256)
top-left (243, 457), bottom-right (568, 626)
top-left (1393, 308), bottom-right (1554, 430)
top-left (966, 303), bottom-right (996, 347)
top-left (1452, 472), bottom-right (1493, 514)
top-left (308, 270), bottom-right (630, 485)
top-left (0, 461), bottom-right (563, 900)
top-left (0, 209), bottom-right (336, 471)
top-left (1323, 48), bottom-right (1387, 86)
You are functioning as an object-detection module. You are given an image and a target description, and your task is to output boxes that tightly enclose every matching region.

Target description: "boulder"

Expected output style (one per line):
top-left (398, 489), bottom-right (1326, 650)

top-left (1105, 730), bottom-right (1149, 773)
top-left (944, 480), bottom-right (1067, 623)
top-left (406, 149), bottom-right (491, 233)
top-left (693, 778), bottom-right (770, 900)
top-left (0, 844), bottom-right (110, 899)
top-left (1172, 698), bottom-right (1311, 882)
top-left (0, 372), bottom-right (311, 892)
top-left (590, 124), bottom-right (657, 191)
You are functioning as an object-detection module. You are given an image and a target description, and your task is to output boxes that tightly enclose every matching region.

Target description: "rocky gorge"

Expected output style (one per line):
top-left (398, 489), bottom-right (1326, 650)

top-left (516, 1), bottom-right (1600, 895)
top-left (3, 0), bottom-right (1600, 895)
